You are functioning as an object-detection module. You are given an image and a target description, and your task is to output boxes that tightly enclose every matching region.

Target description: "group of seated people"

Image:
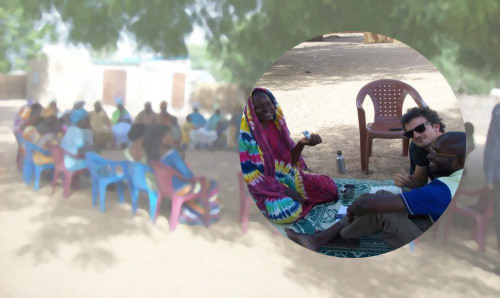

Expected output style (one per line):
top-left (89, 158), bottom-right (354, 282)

top-left (240, 87), bottom-right (468, 252)
top-left (181, 103), bottom-right (243, 151)
top-left (14, 98), bottom-right (222, 226)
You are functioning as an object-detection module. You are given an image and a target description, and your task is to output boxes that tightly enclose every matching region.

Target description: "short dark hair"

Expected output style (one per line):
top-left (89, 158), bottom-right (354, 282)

top-left (401, 107), bottom-right (445, 132)
top-left (127, 124), bottom-right (146, 141)
top-left (30, 103), bottom-right (43, 115)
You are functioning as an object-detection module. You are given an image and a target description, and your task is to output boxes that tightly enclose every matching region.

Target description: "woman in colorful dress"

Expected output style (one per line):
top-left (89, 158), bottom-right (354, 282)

top-left (239, 88), bottom-right (338, 224)
top-left (143, 125), bottom-right (221, 225)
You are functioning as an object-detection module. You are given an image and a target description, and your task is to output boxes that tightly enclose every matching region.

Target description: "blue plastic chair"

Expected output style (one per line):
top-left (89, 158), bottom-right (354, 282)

top-left (85, 152), bottom-right (128, 212)
top-left (22, 140), bottom-right (55, 191)
top-left (126, 161), bottom-right (158, 221)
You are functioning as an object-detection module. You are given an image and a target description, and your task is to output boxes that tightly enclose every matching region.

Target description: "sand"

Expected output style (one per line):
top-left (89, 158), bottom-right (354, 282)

top-left (1, 33), bottom-right (500, 297)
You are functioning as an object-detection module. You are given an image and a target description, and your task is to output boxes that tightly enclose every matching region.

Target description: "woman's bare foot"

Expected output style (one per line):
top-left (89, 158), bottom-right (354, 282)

top-left (285, 228), bottom-right (323, 252)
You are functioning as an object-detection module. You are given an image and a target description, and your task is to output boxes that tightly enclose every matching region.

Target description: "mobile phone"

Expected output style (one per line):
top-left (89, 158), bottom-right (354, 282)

top-left (389, 127), bottom-right (404, 131)
top-left (302, 130), bottom-right (311, 140)
top-left (334, 213), bottom-right (345, 220)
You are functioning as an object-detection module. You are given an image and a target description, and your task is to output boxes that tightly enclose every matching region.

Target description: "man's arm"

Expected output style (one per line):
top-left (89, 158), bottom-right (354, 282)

top-left (395, 165), bottom-right (428, 189)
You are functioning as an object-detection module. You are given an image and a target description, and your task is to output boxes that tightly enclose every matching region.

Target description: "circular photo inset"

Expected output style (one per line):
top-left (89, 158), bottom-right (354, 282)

top-left (238, 32), bottom-right (466, 258)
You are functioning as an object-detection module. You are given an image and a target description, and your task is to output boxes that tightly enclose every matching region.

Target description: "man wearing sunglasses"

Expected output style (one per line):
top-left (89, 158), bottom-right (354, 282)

top-left (394, 107), bottom-right (446, 189)
top-left (286, 132), bottom-right (465, 251)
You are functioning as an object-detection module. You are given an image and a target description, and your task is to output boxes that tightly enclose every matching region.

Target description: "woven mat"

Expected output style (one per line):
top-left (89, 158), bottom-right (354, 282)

top-left (274, 178), bottom-right (396, 258)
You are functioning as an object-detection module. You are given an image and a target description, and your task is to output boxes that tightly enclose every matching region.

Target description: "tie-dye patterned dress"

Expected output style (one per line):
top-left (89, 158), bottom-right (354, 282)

top-left (239, 88), bottom-right (338, 224)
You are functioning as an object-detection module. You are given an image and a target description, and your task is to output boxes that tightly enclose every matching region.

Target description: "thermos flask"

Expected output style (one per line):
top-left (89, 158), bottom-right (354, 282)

top-left (336, 151), bottom-right (346, 174)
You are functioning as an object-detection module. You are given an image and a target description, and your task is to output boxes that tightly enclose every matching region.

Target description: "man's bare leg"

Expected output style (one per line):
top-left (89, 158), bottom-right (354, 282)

top-left (285, 220), bottom-right (347, 252)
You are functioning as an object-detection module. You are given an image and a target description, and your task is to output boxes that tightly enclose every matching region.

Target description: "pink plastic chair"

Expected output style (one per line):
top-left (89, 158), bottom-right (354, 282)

top-left (238, 171), bottom-right (252, 234)
top-left (443, 186), bottom-right (494, 252)
top-left (237, 171), bottom-right (281, 236)
top-left (48, 143), bottom-right (88, 198)
top-left (149, 160), bottom-right (209, 231)
top-left (356, 79), bottom-right (427, 174)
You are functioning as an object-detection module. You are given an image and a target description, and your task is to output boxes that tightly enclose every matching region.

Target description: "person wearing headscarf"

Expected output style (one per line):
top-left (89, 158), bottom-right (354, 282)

top-left (111, 97), bottom-right (132, 125)
top-left (187, 103), bottom-right (207, 128)
top-left (239, 88), bottom-right (338, 224)
top-left (60, 108), bottom-right (93, 171)
top-left (21, 103), bottom-right (44, 143)
top-left (110, 97), bottom-right (132, 148)
top-left (143, 125), bottom-right (221, 225)
top-left (484, 104), bottom-right (500, 251)
top-left (89, 101), bottom-right (113, 150)
top-left (14, 98), bottom-right (34, 133)
top-left (32, 109), bottom-right (62, 165)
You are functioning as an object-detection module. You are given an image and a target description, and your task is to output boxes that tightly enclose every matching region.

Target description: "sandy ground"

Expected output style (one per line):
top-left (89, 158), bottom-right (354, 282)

top-left (257, 33), bottom-right (463, 180)
top-left (1, 33), bottom-right (500, 297)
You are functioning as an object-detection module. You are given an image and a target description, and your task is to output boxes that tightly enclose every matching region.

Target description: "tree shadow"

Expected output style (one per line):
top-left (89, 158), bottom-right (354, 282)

top-left (257, 41), bottom-right (438, 92)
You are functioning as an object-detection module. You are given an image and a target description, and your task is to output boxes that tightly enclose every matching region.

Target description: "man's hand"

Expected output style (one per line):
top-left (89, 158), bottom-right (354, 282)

top-left (298, 133), bottom-right (322, 147)
top-left (394, 173), bottom-right (411, 188)
top-left (284, 187), bottom-right (305, 204)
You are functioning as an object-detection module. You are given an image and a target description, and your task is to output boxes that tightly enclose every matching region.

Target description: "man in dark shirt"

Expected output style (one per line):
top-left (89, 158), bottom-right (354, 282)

top-left (394, 107), bottom-right (445, 189)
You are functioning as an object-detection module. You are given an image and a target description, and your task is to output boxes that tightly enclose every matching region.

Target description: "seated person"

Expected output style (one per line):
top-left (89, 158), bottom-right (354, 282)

top-left (143, 125), bottom-right (221, 225)
top-left (60, 108), bottom-right (94, 171)
top-left (394, 107), bottom-right (445, 189)
top-left (187, 103), bottom-right (206, 128)
top-left (135, 102), bottom-right (157, 126)
top-left (89, 101), bottom-right (113, 150)
top-left (239, 88), bottom-right (338, 224)
top-left (32, 110), bottom-right (62, 165)
top-left (180, 115), bottom-right (195, 147)
top-left (22, 103), bottom-right (43, 143)
top-left (228, 105), bottom-right (243, 149)
top-left (286, 132), bottom-right (466, 251)
top-left (111, 98), bottom-right (132, 149)
top-left (190, 106), bottom-right (223, 150)
top-left (124, 124), bottom-right (147, 163)
top-left (14, 98), bottom-right (34, 133)
top-left (208, 108), bottom-right (230, 150)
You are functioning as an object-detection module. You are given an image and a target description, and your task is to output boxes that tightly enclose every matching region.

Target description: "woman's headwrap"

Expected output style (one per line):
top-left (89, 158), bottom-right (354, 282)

top-left (70, 108), bottom-right (88, 124)
top-left (115, 97), bottom-right (124, 105)
top-left (239, 88), bottom-right (306, 201)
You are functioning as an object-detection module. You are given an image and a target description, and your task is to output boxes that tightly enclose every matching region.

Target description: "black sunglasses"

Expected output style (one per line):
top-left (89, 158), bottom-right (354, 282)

top-left (403, 122), bottom-right (431, 138)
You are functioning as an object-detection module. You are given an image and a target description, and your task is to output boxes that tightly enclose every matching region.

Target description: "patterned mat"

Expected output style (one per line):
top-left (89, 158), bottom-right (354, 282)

top-left (274, 178), bottom-right (396, 258)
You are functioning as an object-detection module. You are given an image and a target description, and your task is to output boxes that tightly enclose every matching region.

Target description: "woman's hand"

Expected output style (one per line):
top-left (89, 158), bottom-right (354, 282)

top-left (298, 133), bottom-right (322, 146)
top-left (284, 187), bottom-right (305, 204)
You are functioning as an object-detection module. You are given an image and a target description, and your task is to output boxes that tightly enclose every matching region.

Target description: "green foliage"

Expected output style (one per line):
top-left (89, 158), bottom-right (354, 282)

top-left (1, 0), bottom-right (499, 94)
top-left (0, 0), bottom-right (56, 72)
